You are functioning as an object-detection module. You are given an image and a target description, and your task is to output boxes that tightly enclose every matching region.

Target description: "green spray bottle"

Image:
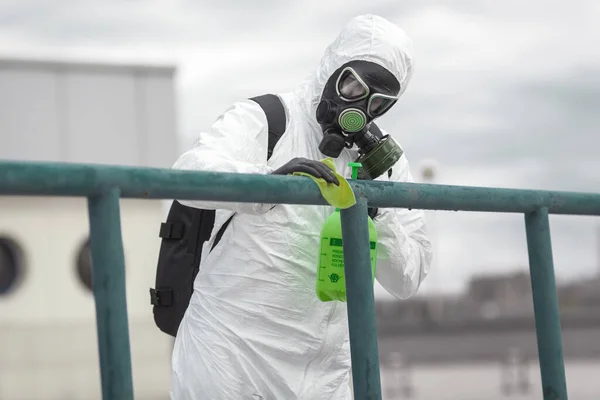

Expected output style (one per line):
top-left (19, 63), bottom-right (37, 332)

top-left (316, 162), bottom-right (378, 302)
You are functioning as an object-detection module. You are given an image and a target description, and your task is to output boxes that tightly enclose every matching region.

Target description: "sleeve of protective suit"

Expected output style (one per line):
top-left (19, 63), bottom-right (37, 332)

top-left (172, 99), bottom-right (276, 214)
top-left (372, 147), bottom-right (433, 299)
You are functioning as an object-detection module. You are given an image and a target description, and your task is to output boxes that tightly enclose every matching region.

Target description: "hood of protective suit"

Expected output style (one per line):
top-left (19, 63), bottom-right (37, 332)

top-left (295, 14), bottom-right (414, 120)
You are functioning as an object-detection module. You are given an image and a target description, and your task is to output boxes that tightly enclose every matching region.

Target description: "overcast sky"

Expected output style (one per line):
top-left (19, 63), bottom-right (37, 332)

top-left (1, 0), bottom-right (599, 296)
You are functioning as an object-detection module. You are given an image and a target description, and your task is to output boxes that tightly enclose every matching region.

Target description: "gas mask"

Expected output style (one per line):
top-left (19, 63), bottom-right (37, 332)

top-left (316, 60), bottom-right (404, 179)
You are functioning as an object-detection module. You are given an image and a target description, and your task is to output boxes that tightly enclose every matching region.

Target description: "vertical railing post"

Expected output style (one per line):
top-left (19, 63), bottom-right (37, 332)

top-left (340, 196), bottom-right (382, 400)
top-left (87, 187), bottom-right (134, 400)
top-left (524, 207), bottom-right (568, 399)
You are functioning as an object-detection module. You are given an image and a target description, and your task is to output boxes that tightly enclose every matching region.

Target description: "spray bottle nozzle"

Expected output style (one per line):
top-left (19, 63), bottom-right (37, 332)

top-left (348, 162), bottom-right (362, 180)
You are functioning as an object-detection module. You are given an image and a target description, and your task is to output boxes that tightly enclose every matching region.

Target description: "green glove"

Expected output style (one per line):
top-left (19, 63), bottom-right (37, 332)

top-left (292, 158), bottom-right (356, 209)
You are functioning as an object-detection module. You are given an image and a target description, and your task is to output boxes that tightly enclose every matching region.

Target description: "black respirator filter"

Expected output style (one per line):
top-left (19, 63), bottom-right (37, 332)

top-left (318, 131), bottom-right (347, 158)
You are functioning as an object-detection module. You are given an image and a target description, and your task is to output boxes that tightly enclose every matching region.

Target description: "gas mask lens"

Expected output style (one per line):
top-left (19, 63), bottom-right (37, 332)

top-left (336, 68), bottom-right (369, 101)
top-left (368, 93), bottom-right (397, 117)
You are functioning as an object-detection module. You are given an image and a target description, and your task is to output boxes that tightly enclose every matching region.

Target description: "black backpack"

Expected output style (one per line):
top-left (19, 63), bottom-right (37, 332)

top-left (149, 94), bottom-right (287, 337)
top-left (149, 93), bottom-right (387, 337)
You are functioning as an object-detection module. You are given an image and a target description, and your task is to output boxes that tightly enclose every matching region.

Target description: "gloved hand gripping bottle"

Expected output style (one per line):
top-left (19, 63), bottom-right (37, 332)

top-left (316, 162), bottom-right (378, 302)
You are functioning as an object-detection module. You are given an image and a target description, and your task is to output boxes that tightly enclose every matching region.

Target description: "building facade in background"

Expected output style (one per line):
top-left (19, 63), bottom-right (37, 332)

top-left (0, 57), bottom-right (178, 400)
top-left (376, 271), bottom-right (600, 399)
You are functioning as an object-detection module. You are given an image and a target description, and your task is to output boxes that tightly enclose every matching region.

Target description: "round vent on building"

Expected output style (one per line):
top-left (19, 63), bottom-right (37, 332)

top-left (75, 237), bottom-right (127, 292)
top-left (76, 238), bottom-right (93, 291)
top-left (0, 236), bottom-right (25, 296)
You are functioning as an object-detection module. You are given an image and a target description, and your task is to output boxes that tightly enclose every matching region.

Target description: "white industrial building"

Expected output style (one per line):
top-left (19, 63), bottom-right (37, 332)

top-left (0, 57), bottom-right (178, 400)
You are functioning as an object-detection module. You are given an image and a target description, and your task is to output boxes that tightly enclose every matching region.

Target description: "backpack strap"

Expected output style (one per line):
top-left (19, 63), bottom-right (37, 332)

top-left (250, 94), bottom-right (287, 158)
top-left (369, 122), bottom-right (383, 139)
top-left (209, 94), bottom-right (287, 252)
top-left (151, 94), bottom-right (288, 336)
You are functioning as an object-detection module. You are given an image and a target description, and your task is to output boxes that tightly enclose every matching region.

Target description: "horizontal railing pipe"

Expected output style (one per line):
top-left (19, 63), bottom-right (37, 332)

top-left (2, 160), bottom-right (600, 216)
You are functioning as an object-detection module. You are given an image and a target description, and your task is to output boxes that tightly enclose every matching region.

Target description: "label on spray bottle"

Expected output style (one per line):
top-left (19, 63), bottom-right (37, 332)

top-left (317, 236), bottom-right (378, 302)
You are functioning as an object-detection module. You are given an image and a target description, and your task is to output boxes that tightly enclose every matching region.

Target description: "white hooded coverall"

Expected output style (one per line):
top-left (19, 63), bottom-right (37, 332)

top-left (170, 14), bottom-right (432, 400)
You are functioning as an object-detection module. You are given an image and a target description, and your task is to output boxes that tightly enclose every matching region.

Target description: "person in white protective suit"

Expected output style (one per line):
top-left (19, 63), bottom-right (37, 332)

top-left (170, 14), bottom-right (432, 400)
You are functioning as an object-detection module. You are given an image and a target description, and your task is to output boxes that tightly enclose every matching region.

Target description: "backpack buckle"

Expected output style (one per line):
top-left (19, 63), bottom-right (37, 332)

top-left (159, 222), bottom-right (184, 239)
top-left (150, 287), bottom-right (173, 307)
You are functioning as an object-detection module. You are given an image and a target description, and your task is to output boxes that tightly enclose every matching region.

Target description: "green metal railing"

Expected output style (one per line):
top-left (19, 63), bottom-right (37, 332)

top-left (2, 160), bottom-right (600, 400)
